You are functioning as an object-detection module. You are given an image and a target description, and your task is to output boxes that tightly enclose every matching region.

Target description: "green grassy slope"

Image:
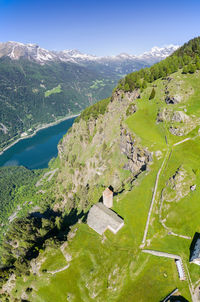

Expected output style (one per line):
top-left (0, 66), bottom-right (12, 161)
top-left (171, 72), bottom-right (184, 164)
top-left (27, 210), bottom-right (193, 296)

top-left (3, 38), bottom-right (200, 301)
top-left (6, 68), bottom-right (200, 301)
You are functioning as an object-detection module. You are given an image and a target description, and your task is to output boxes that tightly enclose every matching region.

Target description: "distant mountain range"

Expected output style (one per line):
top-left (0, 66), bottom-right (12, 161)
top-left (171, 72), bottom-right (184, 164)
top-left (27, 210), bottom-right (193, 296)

top-left (0, 41), bottom-right (179, 65)
top-left (0, 41), bottom-right (179, 151)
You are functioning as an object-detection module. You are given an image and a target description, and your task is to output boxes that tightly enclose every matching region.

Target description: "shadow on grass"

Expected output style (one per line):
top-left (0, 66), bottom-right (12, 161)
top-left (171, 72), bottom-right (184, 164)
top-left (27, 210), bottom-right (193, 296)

top-left (26, 208), bottom-right (87, 261)
top-left (189, 232), bottom-right (200, 262)
top-left (169, 297), bottom-right (189, 302)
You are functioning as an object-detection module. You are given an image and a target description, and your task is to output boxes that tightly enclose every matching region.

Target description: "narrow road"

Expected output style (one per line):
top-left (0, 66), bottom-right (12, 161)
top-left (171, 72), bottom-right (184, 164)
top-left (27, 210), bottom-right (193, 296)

top-left (141, 149), bottom-right (170, 247)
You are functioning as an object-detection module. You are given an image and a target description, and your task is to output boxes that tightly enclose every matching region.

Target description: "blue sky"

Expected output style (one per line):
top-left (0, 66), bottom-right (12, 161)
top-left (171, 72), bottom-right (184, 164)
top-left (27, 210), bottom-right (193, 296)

top-left (0, 0), bottom-right (200, 56)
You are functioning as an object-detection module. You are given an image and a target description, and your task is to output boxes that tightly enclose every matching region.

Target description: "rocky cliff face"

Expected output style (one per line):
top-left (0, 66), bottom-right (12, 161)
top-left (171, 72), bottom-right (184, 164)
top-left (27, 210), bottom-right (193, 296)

top-left (120, 127), bottom-right (152, 174)
top-left (55, 89), bottom-right (152, 212)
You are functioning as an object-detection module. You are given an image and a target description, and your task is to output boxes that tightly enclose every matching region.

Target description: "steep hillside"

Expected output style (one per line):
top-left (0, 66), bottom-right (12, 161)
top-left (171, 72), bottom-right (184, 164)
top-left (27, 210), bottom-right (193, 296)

top-left (0, 42), bottom-right (177, 152)
top-left (2, 37), bottom-right (200, 301)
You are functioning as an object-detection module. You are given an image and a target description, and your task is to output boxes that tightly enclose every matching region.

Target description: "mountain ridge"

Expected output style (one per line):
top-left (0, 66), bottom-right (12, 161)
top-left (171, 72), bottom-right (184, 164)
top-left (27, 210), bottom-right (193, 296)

top-left (0, 41), bottom-right (179, 64)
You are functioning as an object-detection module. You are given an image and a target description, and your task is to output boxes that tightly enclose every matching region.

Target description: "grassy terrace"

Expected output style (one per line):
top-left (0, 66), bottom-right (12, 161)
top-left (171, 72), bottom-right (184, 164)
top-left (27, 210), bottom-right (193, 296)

top-left (11, 70), bottom-right (200, 301)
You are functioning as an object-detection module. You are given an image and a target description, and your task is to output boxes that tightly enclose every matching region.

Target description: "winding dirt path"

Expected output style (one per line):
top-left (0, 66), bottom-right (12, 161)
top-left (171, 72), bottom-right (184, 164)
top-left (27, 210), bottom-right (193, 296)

top-left (48, 264), bottom-right (70, 275)
top-left (140, 134), bottom-right (199, 300)
top-left (159, 219), bottom-right (192, 240)
top-left (142, 133), bottom-right (196, 246)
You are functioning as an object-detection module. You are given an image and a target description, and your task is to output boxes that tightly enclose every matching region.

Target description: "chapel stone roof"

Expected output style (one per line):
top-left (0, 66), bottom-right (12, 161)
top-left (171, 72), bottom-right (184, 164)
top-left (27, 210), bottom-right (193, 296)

top-left (87, 202), bottom-right (124, 235)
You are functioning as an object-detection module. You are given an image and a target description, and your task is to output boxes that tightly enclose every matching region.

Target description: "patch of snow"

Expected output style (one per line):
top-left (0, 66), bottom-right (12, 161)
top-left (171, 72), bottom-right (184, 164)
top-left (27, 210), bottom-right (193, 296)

top-left (9, 45), bottom-right (16, 59)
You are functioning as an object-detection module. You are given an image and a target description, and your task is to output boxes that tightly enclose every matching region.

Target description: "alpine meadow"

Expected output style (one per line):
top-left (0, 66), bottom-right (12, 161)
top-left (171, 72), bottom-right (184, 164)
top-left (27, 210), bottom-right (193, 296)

top-left (1, 0), bottom-right (200, 300)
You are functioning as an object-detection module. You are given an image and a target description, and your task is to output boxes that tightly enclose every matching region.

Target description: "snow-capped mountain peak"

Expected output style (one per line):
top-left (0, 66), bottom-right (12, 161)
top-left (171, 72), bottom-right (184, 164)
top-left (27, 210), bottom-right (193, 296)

top-left (58, 49), bottom-right (98, 62)
top-left (138, 45), bottom-right (179, 63)
top-left (0, 41), bottom-right (57, 63)
top-left (0, 41), bottom-right (179, 65)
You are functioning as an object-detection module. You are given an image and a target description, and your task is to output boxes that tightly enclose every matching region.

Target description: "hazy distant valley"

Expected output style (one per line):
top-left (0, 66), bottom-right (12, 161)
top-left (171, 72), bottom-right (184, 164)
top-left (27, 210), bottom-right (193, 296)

top-left (0, 41), bottom-right (178, 152)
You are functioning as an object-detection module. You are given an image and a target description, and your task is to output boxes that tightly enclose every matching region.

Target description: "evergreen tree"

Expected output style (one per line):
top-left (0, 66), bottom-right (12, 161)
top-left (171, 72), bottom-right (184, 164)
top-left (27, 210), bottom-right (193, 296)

top-left (182, 66), bottom-right (188, 74)
top-left (142, 80), bottom-right (147, 89)
top-left (124, 83), bottom-right (130, 92)
top-left (196, 61), bottom-right (200, 70)
top-left (149, 88), bottom-right (156, 100)
top-left (188, 64), bottom-right (196, 74)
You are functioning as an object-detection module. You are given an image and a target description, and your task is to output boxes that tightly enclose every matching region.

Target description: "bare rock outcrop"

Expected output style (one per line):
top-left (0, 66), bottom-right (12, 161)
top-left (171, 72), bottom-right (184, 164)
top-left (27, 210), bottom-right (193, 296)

top-left (165, 95), bottom-right (181, 105)
top-left (172, 111), bottom-right (190, 123)
top-left (157, 108), bottom-right (189, 123)
top-left (157, 108), bottom-right (173, 123)
top-left (162, 166), bottom-right (196, 202)
top-left (169, 127), bottom-right (185, 136)
top-left (157, 108), bottom-right (199, 136)
top-left (120, 127), bottom-right (152, 175)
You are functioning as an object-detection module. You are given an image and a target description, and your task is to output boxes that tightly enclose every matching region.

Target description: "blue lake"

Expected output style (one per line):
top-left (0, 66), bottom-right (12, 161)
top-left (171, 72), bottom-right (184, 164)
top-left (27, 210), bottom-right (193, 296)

top-left (0, 117), bottom-right (75, 169)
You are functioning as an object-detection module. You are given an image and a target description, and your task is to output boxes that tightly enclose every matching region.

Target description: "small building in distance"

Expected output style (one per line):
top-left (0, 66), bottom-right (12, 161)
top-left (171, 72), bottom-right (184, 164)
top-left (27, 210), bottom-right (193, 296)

top-left (103, 187), bottom-right (113, 208)
top-left (190, 233), bottom-right (200, 265)
top-left (87, 203), bottom-right (124, 235)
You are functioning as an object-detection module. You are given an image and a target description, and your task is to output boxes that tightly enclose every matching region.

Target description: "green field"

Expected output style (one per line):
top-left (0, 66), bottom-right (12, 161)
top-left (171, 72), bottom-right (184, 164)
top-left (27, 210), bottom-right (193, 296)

top-left (45, 84), bottom-right (62, 97)
top-left (11, 159), bottom-right (190, 301)
top-left (4, 67), bottom-right (200, 301)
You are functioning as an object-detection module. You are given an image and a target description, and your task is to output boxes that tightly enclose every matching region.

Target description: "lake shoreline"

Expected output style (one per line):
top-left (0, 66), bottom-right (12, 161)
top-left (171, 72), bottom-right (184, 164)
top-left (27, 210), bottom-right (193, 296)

top-left (0, 114), bottom-right (79, 156)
